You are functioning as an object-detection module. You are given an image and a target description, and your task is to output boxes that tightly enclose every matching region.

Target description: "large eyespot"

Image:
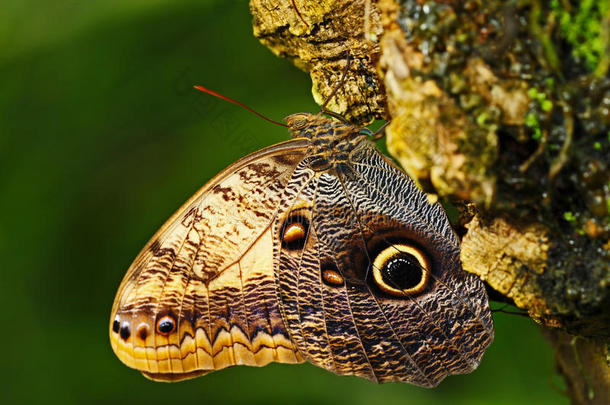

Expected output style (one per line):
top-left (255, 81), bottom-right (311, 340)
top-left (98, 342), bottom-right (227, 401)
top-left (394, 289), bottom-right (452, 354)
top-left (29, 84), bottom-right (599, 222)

top-left (281, 209), bottom-right (310, 250)
top-left (156, 315), bottom-right (175, 336)
top-left (371, 244), bottom-right (430, 296)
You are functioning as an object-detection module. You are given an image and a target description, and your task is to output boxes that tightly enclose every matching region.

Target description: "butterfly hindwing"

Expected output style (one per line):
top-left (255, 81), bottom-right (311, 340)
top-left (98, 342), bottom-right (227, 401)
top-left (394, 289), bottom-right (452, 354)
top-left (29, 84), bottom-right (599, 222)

top-left (273, 134), bottom-right (493, 387)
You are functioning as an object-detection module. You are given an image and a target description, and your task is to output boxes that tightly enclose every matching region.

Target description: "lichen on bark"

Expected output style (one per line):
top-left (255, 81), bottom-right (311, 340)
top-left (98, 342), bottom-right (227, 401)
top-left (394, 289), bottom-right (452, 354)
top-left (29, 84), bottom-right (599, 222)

top-left (249, 0), bottom-right (609, 402)
top-left (250, 0), bottom-right (386, 122)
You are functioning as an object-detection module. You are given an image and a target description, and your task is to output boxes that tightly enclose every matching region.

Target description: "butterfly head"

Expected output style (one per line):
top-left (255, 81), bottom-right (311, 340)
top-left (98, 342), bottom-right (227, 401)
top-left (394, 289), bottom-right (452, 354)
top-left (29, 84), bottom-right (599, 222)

top-left (285, 113), bottom-right (360, 139)
top-left (284, 112), bottom-right (373, 173)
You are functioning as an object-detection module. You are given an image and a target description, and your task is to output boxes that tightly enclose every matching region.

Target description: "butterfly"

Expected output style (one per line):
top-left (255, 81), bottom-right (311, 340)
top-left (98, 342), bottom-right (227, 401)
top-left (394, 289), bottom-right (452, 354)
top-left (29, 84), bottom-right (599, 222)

top-left (109, 84), bottom-right (494, 387)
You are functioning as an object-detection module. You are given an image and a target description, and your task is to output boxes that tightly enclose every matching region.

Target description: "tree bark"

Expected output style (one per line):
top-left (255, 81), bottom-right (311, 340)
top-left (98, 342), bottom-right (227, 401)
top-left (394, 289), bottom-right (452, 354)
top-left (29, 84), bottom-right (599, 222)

top-left (249, 0), bottom-right (610, 403)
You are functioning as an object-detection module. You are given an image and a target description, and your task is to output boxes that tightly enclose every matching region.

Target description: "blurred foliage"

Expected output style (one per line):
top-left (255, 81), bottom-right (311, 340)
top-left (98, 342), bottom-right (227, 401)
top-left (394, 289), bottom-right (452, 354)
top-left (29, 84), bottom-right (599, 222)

top-left (0, 1), bottom-right (568, 404)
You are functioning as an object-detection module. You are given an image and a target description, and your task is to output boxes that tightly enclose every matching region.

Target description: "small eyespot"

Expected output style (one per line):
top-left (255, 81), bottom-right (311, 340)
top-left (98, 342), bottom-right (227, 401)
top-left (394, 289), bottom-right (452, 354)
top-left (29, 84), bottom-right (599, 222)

top-left (371, 244), bottom-right (430, 296)
top-left (120, 322), bottom-right (131, 340)
top-left (112, 316), bottom-right (120, 333)
top-left (283, 223), bottom-right (306, 243)
top-left (281, 212), bottom-right (309, 250)
top-left (322, 268), bottom-right (344, 287)
top-left (156, 315), bottom-right (175, 335)
top-left (137, 323), bottom-right (149, 340)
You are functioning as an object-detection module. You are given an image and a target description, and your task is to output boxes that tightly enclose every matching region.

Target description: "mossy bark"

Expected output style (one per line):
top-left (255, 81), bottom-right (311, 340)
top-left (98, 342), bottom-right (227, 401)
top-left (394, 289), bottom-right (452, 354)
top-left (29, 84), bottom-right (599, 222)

top-left (249, 0), bottom-right (609, 403)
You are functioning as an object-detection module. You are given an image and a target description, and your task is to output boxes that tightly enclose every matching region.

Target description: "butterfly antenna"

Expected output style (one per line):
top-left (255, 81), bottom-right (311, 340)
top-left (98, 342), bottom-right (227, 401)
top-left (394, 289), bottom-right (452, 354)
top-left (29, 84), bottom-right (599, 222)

top-left (291, 0), bottom-right (309, 28)
top-left (320, 51), bottom-right (351, 114)
top-left (194, 85), bottom-right (287, 127)
top-left (491, 304), bottom-right (529, 317)
top-left (371, 121), bottom-right (390, 140)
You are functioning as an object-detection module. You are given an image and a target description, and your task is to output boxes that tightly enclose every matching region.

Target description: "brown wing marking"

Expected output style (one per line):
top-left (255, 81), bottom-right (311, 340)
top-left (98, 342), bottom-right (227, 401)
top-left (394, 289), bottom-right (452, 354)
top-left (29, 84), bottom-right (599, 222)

top-left (332, 167), bottom-right (461, 382)
top-left (281, 174), bottom-right (339, 371)
top-left (315, 172), bottom-right (430, 385)
top-left (337, 147), bottom-right (493, 385)
top-left (344, 156), bottom-right (493, 335)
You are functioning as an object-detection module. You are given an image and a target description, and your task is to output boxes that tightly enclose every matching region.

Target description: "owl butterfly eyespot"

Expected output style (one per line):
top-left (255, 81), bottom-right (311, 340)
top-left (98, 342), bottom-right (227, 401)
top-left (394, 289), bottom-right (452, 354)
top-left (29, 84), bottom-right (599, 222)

top-left (371, 244), bottom-right (430, 296)
top-left (110, 105), bottom-right (494, 386)
top-left (156, 315), bottom-right (176, 336)
top-left (280, 206), bottom-right (310, 250)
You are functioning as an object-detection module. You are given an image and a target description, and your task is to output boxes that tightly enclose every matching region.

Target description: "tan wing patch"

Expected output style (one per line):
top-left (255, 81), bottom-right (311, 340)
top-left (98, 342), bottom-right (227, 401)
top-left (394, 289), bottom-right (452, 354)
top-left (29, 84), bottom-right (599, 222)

top-left (110, 140), bottom-right (307, 380)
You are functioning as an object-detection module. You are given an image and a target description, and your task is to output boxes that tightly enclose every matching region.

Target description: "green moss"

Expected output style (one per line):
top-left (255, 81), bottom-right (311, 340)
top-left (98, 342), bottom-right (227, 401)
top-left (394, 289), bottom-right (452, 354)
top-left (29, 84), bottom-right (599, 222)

top-left (541, 100), bottom-right (553, 112)
top-left (561, 214), bottom-right (586, 235)
top-left (563, 211), bottom-right (577, 223)
top-left (525, 112), bottom-right (542, 140)
top-left (528, 87), bottom-right (554, 117)
top-left (550, 0), bottom-right (609, 71)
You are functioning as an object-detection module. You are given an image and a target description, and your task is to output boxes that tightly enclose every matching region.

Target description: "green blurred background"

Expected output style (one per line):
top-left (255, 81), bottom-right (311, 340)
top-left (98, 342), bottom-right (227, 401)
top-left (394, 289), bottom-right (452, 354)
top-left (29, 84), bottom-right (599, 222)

top-left (1, 1), bottom-right (568, 404)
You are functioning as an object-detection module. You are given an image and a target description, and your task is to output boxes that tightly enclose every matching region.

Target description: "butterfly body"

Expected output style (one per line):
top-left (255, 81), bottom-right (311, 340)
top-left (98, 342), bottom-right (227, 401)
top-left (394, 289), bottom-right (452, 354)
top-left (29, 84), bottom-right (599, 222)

top-left (110, 113), bottom-right (493, 386)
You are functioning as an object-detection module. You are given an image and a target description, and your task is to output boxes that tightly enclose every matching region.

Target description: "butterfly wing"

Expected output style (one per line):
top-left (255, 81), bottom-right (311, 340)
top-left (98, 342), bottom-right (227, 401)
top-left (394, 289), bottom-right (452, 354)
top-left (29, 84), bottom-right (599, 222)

top-left (110, 139), bottom-right (309, 381)
top-left (111, 115), bottom-right (493, 386)
top-left (273, 139), bottom-right (494, 387)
